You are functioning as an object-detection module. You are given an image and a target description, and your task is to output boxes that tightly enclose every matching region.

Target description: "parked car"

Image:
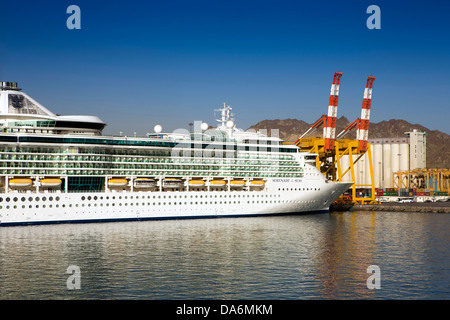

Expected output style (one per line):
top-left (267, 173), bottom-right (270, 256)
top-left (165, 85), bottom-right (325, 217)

top-left (398, 197), bottom-right (414, 203)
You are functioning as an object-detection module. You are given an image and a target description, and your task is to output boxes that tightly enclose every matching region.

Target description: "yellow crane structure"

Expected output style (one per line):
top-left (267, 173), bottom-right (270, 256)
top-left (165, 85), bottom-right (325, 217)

top-left (295, 73), bottom-right (376, 204)
top-left (392, 168), bottom-right (450, 193)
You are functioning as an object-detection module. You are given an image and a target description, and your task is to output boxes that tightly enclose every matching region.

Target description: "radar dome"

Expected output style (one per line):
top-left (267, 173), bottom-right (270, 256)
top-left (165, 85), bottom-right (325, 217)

top-left (226, 120), bottom-right (234, 128)
top-left (200, 122), bottom-right (209, 131)
top-left (154, 125), bottom-right (162, 133)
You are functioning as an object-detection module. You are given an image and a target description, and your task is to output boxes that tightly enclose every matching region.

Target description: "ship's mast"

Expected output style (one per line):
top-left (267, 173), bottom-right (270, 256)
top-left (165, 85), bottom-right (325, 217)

top-left (215, 102), bottom-right (235, 135)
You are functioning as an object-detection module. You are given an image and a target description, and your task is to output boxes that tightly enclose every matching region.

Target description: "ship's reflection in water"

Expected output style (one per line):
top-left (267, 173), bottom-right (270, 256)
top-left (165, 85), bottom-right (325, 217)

top-left (1, 211), bottom-right (449, 299)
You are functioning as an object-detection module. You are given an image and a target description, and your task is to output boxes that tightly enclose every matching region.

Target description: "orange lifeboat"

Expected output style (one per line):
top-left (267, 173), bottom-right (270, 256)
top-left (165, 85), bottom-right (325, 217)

top-left (108, 178), bottom-right (128, 187)
top-left (9, 178), bottom-right (33, 188)
top-left (40, 178), bottom-right (62, 187)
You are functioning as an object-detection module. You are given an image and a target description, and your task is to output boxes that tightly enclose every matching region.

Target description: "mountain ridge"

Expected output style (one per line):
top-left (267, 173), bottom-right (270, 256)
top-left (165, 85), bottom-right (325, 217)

top-left (247, 117), bottom-right (450, 169)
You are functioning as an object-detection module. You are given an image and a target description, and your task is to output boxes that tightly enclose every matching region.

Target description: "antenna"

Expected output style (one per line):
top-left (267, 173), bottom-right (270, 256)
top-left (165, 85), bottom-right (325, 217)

top-left (215, 102), bottom-right (234, 129)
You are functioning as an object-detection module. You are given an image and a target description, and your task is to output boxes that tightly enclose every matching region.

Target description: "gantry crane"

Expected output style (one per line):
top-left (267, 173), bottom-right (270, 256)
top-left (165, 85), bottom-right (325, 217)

top-left (295, 73), bottom-right (376, 204)
top-left (295, 72), bottom-right (342, 181)
top-left (392, 168), bottom-right (450, 194)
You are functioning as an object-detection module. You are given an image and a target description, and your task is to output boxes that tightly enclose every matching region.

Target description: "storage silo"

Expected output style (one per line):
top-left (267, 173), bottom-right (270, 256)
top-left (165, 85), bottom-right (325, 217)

top-left (383, 143), bottom-right (392, 188)
top-left (339, 154), bottom-right (352, 183)
top-left (356, 156), bottom-right (365, 186)
top-left (365, 149), bottom-right (372, 188)
top-left (399, 143), bottom-right (409, 172)
top-left (372, 143), bottom-right (383, 188)
top-left (391, 143), bottom-right (400, 178)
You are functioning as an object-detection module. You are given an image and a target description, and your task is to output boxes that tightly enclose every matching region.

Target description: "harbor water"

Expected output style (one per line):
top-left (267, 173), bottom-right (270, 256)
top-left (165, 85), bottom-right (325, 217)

top-left (0, 210), bottom-right (449, 300)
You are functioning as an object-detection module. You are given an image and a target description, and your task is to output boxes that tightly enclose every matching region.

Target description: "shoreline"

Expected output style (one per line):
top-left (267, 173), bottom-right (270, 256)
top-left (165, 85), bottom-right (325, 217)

top-left (331, 202), bottom-right (450, 213)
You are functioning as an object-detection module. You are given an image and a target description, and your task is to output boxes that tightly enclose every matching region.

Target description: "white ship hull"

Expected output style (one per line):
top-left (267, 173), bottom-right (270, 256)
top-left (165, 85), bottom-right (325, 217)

top-left (0, 179), bottom-right (351, 226)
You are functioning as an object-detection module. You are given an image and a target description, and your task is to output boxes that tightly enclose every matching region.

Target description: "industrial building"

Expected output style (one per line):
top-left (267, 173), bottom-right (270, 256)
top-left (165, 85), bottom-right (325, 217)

top-left (338, 130), bottom-right (426, 189)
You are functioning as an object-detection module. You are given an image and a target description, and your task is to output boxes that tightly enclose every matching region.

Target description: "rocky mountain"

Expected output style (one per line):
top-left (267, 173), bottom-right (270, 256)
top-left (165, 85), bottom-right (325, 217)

top-left (248, 117), bottom-right (450, 169)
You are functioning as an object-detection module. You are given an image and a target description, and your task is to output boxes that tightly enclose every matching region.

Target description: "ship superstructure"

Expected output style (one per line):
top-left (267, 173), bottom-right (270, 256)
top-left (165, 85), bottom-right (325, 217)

top-left (0, 82), bottom-right (351, 226)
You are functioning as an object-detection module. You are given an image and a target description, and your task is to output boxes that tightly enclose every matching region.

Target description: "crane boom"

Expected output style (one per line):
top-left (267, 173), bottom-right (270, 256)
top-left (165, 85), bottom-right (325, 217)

top-left (356, 76), bottom-right (375, 152)
top-left (323, 72), bottom-right (343, 151)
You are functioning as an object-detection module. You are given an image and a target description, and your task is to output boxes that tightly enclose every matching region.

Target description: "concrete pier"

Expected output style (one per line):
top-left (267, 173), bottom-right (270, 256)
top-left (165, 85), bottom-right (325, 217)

top-left (351, 202), bottom-right (450, 213)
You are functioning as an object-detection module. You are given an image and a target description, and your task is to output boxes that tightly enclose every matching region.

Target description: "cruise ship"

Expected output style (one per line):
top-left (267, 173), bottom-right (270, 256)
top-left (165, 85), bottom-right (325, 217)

top-left (0, 81), bottom-right (352, 226)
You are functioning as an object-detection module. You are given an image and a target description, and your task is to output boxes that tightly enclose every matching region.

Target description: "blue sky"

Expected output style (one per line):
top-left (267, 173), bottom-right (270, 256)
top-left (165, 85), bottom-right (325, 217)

top-left (1, 0), bottom-right (449, 136)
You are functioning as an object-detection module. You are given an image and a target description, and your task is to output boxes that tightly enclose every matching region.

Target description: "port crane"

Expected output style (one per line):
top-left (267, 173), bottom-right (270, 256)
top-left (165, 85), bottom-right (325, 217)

top-left (295, 73), bottom-right (376, 204)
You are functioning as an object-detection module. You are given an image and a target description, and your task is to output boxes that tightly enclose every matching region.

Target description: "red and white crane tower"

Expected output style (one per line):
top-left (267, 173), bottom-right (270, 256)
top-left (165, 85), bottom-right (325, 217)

top-left (356, 76), bottom-right (375, 153)
top-left (323, 71), bottom-right (343, 152)
top-left (336, 75), bottom-right (376, 147)
top-left (295, 71), bottom-right (342, 146)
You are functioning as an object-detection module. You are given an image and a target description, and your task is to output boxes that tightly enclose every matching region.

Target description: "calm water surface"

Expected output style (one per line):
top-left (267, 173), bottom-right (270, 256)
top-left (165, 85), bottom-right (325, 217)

top-left (0, 211), bottom-right (449, 299)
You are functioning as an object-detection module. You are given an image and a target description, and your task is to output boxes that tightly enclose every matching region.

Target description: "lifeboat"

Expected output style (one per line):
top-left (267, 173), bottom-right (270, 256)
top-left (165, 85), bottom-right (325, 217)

top-left (188, 180), bottom-right (205, 186)
top-left (40, 178), bottom-right (62, 187)
top-left (230, 180), bottom-right (245, 187)
top-left (108, 178), bottom-right (128, 187)
top-left (9, 178), bottom-right (33, 188)
top-left (250, 180), bottom-right (265, 186)
top-left (162, 178), bottom-right (183, 188)
top-left (210, 180), bottom-right (226, 186)
top-left (134, 178), bottom-right (156, 188)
